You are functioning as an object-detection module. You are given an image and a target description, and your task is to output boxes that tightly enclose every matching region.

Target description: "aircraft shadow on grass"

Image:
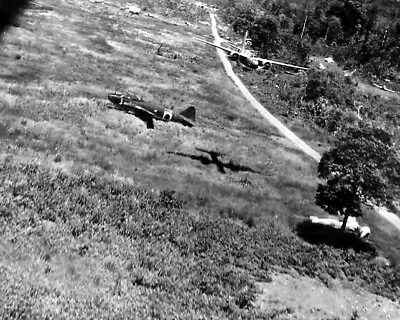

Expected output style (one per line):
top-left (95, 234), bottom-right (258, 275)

top-left (296, 220), bottom-right (377, 254)
top-left (168, 148), bottom-right (261, 174)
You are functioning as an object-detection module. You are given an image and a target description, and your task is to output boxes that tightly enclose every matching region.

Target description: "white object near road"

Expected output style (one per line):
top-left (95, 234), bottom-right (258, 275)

top-left (127, 5), bottom-right (141, 14)
top-left (309, 216), bottom-right (370, 239)
top-left (359, 226), bottom-right (371, 239)
top-left (324, 57), bottom-right (334, 63)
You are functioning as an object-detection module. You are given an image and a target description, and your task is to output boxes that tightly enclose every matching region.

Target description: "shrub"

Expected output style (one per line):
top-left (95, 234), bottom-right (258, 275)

top-left (1, 163), bottom-right (400, 319)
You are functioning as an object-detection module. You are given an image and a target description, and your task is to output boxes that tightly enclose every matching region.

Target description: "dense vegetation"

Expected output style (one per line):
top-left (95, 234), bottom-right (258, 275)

top-left (217, 0), bottom-right (400, 157)
top-left (238, 66), bottom-right (400, 211)
top-left (220, 0), bottom-right (400, 266)
top-left (238, 67), bottom-right (399, 135)
top-left (316, 125), bottom-right (400, 228)
top-left (220, 0), bottom-right (400, 80)
top-left (0, 0), bottom-right (30, 36)
top-left (1, 163), bottom-right (400, 318)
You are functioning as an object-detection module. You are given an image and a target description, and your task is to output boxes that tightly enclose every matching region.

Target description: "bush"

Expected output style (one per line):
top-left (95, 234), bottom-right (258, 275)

top-left (1, 163), bottom-right (400, 319)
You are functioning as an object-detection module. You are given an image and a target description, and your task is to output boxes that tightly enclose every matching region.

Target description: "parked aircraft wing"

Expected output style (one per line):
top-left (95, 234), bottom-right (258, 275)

top-left (260, 59), bottom-right (308, 71)
top-left (131, 104), bottom-right (156, 117)
top-left (194, 37), bottom-right (234, 55)
top-left (223, 42), bottom-right (241, 52)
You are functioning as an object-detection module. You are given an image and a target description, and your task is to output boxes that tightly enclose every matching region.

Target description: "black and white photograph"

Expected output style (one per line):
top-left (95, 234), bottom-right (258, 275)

top-left (1, 0), bottom-right (400, 319)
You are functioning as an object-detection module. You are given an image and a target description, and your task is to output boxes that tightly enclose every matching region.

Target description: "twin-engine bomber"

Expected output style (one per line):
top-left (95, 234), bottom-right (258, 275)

top-left (195, 31), bottom-right (308, 72)
top-left (107, 92), bottom-right (196, 129)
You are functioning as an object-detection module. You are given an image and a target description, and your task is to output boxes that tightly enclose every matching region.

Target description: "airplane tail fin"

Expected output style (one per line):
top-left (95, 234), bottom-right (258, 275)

top-left (180, 106), bottom-right (196, 122)
top-left (240, 30), bottom-right (248, 53)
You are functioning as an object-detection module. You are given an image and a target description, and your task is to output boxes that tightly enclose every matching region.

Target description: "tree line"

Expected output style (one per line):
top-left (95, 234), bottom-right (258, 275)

top-left (219, 0), bottom-right (400, 229)
top-left (221, 0), bottom-right (400, 80)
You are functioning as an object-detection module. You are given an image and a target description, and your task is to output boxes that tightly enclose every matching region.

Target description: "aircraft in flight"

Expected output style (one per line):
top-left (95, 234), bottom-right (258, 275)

top-left (195, 31), bottom-right (308, 72)
top-left (107, 92), bottom-right (196, 129)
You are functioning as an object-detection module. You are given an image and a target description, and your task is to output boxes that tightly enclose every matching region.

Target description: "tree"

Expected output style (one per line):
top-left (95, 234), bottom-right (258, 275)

top-left (316, 125), bottom-right (400, 231)
top-left (326, 16), bottom-right (343, 44)
top-left (251, 14), bottom-right (280, 55)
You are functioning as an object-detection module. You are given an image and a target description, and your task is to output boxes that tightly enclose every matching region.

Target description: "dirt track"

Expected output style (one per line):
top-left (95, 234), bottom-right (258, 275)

top-left (209, 13), bottom-right (321, 162)
top-left (208, 12), bottom-right (400, 234)
top-left (372, 204), bottom-right (400, 233)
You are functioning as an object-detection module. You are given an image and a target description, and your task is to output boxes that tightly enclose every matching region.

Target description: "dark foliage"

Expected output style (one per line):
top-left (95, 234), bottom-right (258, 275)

top-left (296, 220), bottom-right (376, 253)
top-left (0, 0), bottom-right (30, 36)
top-left (237, 67), bottom-right (360, 134)
top-left (316, 124), bottom-right (400, 222)
top-left (1, 163), bottom-right (400, 319)
top-left (220, 0), bottom-right (400, 79)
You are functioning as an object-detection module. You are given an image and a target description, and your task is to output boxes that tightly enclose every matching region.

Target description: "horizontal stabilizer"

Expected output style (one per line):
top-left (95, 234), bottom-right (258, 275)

top-left (180, 106), bottom-right (196, 122)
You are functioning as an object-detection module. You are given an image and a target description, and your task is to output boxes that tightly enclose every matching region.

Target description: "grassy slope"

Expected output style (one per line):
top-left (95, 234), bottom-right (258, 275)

top-left (0, 0), bottom-right (321, 229)
top-left (1, 163), bottom-right (400, 320)
top-left (0, 0), bottom-right (400, 319)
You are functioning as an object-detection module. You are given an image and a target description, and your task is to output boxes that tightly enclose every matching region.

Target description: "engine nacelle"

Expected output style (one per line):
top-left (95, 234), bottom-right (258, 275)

top-left (229, 53), bottom-right (240, 61)
top-left (261, 61), bottom-right (272, 69)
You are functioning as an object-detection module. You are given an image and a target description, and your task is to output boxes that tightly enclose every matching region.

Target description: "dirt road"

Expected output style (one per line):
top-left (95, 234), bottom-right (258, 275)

top-left (372, 204), bottom-right (400, 233)
top-left (208, 13), bottom-right (321, 162)
top-left (208, 12), bottom-right (400, 234)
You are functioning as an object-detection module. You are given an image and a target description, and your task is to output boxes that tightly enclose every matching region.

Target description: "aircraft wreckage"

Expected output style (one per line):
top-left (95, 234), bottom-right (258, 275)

top-left (107, 92), bottom-right (196, 129)
top-left (195, 31), bottom-right (308, 71)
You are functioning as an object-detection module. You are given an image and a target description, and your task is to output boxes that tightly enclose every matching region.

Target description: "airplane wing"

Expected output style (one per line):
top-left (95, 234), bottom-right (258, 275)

top-left (124, 102), bottom-right (155, 115)
top-left (121, 103), bottom-right (156, 129)
top-left (194, 37), bottom-right (235, 55)
top-left (257, 58), bottom-right (308, 71)
top-left (221, 41), bottom-right (242, 52)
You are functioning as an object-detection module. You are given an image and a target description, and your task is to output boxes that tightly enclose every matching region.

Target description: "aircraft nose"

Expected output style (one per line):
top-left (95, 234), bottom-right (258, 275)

top-left (108, 93), bottom-right (120, 104)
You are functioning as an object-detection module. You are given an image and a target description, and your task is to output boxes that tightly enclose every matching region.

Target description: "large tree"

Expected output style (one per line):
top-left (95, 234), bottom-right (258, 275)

top-left (316, 124), bottom-right (400, 231)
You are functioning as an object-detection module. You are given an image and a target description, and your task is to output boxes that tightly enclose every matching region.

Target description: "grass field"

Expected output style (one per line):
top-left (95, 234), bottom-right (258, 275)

top-left (0, 0), bottom-right (322, 229)
top-left (1, 0), bottom-right (400, 319)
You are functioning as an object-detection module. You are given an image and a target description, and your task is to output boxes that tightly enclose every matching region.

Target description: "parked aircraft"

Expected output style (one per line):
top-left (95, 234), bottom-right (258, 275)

top-left (195, 31), bottom-right (308, 71)
top-left (309, 216), bottom-right (370, 239)
top-left (107, 92), bottom-right (196, 129)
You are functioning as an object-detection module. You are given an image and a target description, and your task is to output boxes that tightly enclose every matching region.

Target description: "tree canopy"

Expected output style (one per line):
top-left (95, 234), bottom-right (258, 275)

top-left (316, 124), bottom-right (400, 230)
top-left (220, 0), bottom-right (400, 79)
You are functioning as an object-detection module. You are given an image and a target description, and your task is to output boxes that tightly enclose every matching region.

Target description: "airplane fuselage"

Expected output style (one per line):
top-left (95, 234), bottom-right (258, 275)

top-left (107, 93), bottom-right (195, 128)
top-left (233, 55), bottom-right (265, 69)
top-left (196, 37), bottom-right (308, 71)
